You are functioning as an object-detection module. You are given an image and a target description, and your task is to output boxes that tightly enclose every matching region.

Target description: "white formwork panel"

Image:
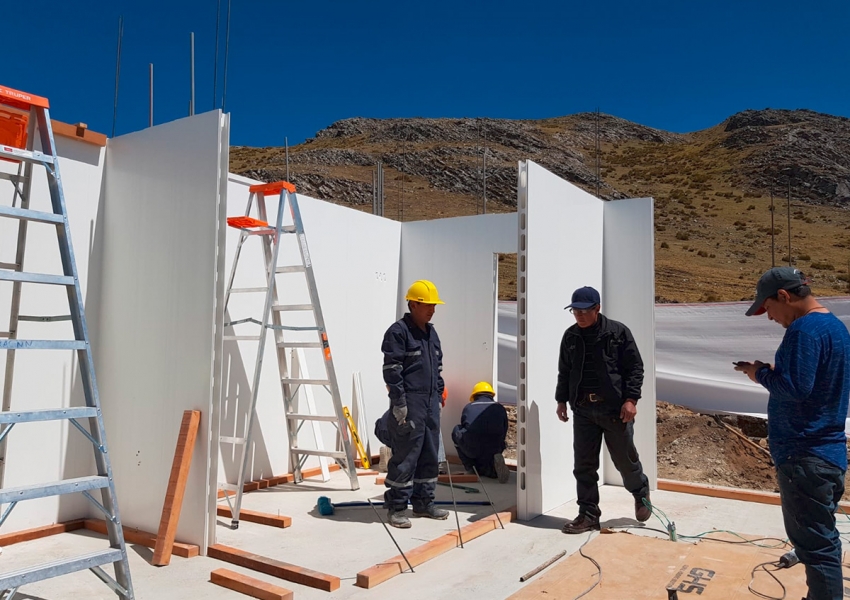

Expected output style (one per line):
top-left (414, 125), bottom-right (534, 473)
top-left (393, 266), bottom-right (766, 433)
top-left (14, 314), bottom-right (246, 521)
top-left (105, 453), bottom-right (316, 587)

top-left (97, 111), bottom-right (226, 550)
top-left (517, 161), bottom-right (603, 521)
top-left (220, 176), bottom-right (401, 489)
top-left (0, 136), bottom-right (104, 530)
top-left (602, 197), bottom-right (657, 489)
top-left (398, 213), bottom-right (517, 461)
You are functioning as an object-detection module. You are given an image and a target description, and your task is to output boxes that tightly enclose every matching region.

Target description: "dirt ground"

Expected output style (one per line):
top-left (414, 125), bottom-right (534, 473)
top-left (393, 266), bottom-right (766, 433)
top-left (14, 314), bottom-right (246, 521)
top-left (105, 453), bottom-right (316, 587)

top-left (503, 401), bottom-right (850, 500)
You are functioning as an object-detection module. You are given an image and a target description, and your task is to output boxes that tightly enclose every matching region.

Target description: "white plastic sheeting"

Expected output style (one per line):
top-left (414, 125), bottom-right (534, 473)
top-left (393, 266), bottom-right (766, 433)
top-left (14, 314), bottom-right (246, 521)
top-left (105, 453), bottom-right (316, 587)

top-left (656, 297), bottom-right (850, 432)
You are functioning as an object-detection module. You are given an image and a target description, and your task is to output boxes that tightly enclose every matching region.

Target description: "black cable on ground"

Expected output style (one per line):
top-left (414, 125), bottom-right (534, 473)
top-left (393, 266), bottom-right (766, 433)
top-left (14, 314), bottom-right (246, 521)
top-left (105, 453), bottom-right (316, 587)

top-left (747, 561), bottom-right (786, 600)
top-left (572, 531), bottom-right (602, 600)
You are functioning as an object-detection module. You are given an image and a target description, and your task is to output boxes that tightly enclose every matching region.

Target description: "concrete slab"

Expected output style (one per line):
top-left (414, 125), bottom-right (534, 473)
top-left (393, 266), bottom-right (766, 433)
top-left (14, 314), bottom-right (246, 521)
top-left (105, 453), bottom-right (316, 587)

top-left (0, 472), bottom-right (839, 599)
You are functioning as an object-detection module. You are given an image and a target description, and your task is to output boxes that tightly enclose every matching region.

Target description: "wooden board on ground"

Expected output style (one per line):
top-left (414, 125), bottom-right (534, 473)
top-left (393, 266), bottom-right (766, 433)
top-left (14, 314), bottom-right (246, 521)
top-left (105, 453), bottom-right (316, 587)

top-left (153, 410), bottom-right (201, 566)
top-left (507, 531), bottom-right (813, 599)
top-left (209, 543), bottom-right (340, 591)
top-left (355, 508), bottom-right (516, 588)
top-left (0, 520), bottom-right (85, 546)
top-left (658, 478), bottom-right (850, 511)
top-left (84, 519), bottom-right (199, 559)
top-left (216, 506), bottom-right (291, 528)
top-left (210, 568), bottom-right (293, 600)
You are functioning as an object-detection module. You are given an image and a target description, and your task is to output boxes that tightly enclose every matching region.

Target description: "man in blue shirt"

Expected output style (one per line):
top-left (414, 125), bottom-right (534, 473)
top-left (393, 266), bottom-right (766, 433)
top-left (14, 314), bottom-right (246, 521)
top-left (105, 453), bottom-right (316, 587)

top-left (736, 267), bottom-right (850, 600)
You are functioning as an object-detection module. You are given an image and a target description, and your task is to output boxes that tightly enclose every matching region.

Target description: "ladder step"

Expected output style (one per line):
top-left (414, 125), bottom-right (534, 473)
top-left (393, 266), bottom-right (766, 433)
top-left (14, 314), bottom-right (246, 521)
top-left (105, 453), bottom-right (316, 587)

top-left (0, 340), bottom-right (86, 350)
top-left (223, 335), bottom-right (261, 341)
top-left (293, 448), bottom-right (347, 459)
top-left (281, 378), bottom-right (331, 386)
top-left (0, 475), bottom-right (109, 503)
top-left (0, 205), bottom-right (64, 225)
top-left (0, 548), bottom-right (123, 590)
top-left (0, 261), bottom-right (17, 270)
top-left (276, 341), bottom-right (322, 348)
top-left (219, 436), bottom-right (246, 445)
top-left (0, 407), bottom-right (98, 424)
top-left (281, 225), bottom-right (296, 233)
top-left (230, 287), bottom-right (267, 293)
top-left (272, 304), bottom-right (314, 312)
top-left (275, 265), bottom-right (306, 274)
top-left (0, 146), bottom-right (55, 166)
top-left (287, 413), bottom-right (340, 422)
top-left (0, 271), bottom-right (75, 286)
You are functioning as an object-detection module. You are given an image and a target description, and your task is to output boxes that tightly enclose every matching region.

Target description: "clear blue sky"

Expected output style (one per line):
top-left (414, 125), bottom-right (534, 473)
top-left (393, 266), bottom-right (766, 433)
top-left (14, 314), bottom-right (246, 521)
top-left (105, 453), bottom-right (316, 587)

top-left (4, 0), bottom-right (848, 147)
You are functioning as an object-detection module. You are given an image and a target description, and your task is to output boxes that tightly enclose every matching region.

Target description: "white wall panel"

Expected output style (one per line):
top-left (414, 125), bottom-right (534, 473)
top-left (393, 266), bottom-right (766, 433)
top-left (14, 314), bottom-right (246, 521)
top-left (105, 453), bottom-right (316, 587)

top-left (602, 198), bottom-right (657, 488)
top-left (0, 136), bottom-right (104, 531)
top-left (98, 111), bottom-right (226, 549)
top-left (517, 160), bottom-right (603, 520)
top-left (398, 214), bottom-right (517, 460)
top-left (219, 176), bottom-right (401, 495)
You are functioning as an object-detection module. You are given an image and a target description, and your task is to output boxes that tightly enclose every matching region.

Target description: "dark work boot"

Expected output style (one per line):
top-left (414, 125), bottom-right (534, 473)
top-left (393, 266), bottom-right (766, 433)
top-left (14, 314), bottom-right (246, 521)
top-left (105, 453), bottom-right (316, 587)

top-left (387, 509), bottom-right (411, 529)
top-left (562, 513), bottom-right (600, 534)
top-left (412, 504), bottom-right (450, 520)
top-left (635, 493), bottom-right (651, 523)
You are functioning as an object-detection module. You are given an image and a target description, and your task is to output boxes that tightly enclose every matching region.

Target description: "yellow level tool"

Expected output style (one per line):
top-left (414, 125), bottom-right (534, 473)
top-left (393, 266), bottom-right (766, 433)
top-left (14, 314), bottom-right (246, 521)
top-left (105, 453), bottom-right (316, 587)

top-left (343, 406), bottom-right (370, 469)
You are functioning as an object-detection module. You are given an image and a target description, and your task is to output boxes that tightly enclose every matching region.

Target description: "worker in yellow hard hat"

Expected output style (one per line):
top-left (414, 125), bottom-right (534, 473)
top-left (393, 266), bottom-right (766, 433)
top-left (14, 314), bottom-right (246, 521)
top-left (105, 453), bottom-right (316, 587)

top-left (380, 280), bottom-right (447, 529)
top-left (451, 381), bottom-right (510, 483)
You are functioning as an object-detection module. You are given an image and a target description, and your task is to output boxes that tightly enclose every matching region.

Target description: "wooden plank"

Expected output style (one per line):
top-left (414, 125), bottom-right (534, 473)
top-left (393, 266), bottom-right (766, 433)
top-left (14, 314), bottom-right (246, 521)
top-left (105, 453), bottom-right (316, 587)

top-left (218, 463), bottom-right (344, 499)
top-left (375, 473), bottom-right (479, 485)
top-left (152, 410), bottom-right (201, 566)
top-left (84, 519), bottom-right (199, 559)
top-left (356, 470), bottom-right (380, 476)
top-left (0, 520), bottom-right (85, 547)
top-left (209, 544), bottom-right (340, 592)
top-left (658, 478), bottom-right (850, 511)
top-left (355, 507), bottom-right (516, 589)
top-left (51, 119), bottom-right (107, 146)
top-left (217, 506), bottom-right (292, 528)
top-left (210, 568), bottom-right (293, 600)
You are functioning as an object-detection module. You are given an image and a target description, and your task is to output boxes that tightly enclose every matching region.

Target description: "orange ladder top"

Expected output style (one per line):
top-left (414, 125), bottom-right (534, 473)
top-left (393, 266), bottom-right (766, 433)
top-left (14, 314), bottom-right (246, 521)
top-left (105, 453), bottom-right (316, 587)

top-left (0, 85), bottom-right (50, 112)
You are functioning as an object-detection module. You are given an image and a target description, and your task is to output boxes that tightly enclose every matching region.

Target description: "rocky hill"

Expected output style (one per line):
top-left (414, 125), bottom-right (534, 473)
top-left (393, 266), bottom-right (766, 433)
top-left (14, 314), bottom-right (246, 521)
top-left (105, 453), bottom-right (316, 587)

top-left (230, 110), bottom-right (850, 303)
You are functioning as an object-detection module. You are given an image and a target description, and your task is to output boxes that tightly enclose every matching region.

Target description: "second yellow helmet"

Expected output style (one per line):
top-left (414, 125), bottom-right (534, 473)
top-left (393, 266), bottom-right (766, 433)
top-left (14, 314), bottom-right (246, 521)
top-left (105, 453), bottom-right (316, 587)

top-left (469, 381), bottom-right (495, 402)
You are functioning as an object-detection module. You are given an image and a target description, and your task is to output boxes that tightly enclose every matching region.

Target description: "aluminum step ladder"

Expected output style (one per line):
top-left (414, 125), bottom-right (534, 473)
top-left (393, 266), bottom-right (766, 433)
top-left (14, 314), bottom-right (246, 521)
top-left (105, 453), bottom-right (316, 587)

top-left (219, 181), bottom-right (359, 529)
top-left (0, 85), bottom-right (134, 598)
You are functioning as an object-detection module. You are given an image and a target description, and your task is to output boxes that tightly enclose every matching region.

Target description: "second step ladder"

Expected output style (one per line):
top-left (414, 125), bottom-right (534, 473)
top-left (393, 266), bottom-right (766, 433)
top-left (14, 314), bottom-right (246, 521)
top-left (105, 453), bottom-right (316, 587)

top-left (219, 181), bottom-right (359, 529)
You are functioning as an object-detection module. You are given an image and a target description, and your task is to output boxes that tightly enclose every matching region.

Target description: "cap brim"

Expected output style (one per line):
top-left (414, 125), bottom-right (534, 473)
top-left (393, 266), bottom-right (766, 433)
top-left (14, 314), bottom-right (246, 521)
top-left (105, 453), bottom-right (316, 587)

top-left (745, 295), bottom-right (768, 316)
top-left (566, 302), bottom-right (597, 310)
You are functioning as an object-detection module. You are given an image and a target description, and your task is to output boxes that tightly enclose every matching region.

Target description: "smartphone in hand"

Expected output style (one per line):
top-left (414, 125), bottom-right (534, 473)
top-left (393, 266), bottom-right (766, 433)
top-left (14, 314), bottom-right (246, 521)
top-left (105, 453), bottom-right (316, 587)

top-left (733, 361), bottom-right (750, 367)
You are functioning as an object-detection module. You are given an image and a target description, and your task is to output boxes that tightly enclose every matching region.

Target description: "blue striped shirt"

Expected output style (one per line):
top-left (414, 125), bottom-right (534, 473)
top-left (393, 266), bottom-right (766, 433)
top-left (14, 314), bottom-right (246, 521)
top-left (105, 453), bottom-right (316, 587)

top-left (757, 312), bottom-right (850, 469)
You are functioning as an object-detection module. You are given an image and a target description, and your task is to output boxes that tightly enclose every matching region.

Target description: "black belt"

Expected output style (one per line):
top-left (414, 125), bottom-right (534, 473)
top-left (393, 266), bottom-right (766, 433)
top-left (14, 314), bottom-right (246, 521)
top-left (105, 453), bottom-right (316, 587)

top-left (580, 392), bottom-right (604, 403)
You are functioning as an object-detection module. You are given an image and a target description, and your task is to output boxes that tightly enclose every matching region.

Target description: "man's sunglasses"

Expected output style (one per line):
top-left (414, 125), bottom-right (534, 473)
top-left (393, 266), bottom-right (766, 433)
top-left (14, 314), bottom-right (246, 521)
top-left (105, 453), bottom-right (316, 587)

top-left (569, 306), bottom-right (598, 315)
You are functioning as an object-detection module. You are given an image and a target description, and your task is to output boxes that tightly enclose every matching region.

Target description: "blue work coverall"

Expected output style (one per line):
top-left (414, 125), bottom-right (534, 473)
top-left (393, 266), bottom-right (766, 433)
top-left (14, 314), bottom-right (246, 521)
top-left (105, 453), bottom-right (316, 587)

top-left (381, 313), bottom-right (445, 512)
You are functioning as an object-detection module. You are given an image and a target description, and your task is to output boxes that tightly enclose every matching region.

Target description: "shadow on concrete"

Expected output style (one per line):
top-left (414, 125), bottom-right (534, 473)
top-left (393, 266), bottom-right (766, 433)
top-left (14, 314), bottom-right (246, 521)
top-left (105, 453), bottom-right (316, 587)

top-left (130, 543), bottom-right (153, 563)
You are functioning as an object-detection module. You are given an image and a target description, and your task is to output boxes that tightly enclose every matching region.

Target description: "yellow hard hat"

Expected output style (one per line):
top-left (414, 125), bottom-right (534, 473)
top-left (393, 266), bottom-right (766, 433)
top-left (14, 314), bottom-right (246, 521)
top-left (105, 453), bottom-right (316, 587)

top-left (469, 381), bottom-right (495, 402)
top-left (405, 280), bottom-right (445, 305)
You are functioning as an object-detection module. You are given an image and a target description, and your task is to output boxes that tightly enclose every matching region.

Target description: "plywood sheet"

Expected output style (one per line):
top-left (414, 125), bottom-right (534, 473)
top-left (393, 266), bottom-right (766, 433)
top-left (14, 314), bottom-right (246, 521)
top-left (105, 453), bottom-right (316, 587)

top-left (602, 197), bottom-right (657, 487)
top-left (399, 213), bottom-right (517, 460)
top-left (509, 532), bottom-right (810, 599)
top-left (98, 111), bottom-right (226, 549)
top-left (517, 161), bottom-right (603, 520)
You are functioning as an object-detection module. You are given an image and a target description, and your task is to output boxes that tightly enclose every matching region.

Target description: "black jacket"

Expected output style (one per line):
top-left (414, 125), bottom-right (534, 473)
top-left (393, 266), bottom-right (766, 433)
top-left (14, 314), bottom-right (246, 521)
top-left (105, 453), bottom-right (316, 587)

top-left (555, 313), bottom-right (643, 407)
top-left (381, 313), bottom-right (445, 408)
top-left (451, 394), bottom-right (508, 456)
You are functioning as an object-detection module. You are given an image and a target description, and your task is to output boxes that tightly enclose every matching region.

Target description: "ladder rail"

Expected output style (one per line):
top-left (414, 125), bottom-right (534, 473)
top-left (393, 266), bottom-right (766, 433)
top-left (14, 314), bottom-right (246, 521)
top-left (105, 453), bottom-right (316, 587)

top-left (286, 192), bottom-right (360, 490)
top-left (0, 107), bottom-right (36, 489)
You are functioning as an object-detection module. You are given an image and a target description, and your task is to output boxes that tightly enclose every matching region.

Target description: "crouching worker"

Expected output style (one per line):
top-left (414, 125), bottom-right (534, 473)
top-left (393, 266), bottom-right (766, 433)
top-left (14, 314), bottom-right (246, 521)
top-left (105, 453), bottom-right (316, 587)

top-left (381, 280), bottom-right (449, 529)
top-left (451, 382), bottom-right (510, 483)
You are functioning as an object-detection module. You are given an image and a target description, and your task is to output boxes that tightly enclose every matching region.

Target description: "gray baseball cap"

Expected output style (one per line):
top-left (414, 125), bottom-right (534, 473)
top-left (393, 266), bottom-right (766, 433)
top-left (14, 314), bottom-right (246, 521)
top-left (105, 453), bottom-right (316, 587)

top-left (745, 267), bottom-right (809, 316)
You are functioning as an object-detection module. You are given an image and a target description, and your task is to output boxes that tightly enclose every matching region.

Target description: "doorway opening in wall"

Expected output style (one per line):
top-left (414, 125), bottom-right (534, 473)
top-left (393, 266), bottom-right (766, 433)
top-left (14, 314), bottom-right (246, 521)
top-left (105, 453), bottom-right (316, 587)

top-left (495, 253), bottom-right (518, 465)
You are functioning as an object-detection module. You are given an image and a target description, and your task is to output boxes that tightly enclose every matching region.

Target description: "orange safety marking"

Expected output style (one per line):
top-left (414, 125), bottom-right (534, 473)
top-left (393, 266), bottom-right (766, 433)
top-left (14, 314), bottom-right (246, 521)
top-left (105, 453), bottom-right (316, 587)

top-left (0, 110), bottom-right (28, 163)
top-left (0, 85), bottom-right (50, 111)
top-left (227, 216), bottom-right (269, 229)
top-left (248, 181), bottom-right (296, 196)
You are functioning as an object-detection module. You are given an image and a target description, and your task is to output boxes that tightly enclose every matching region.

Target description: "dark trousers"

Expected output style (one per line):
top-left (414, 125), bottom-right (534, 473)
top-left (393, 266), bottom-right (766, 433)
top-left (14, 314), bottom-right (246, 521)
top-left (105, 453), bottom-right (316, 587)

top-left (455, 445), bottom-right (498, 479)
top-left (384, 393), bottom-right (440, 512)
top-left (776, 456), bottom-right (845, 600)
top-left (572, 401), bottom-right (648, 519)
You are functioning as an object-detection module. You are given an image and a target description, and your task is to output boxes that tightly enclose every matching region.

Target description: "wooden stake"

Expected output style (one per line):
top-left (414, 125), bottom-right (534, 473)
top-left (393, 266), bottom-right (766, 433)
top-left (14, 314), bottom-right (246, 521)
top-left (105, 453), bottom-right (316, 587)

top-left (210, 568), bottom-right (293, 600)
top-left (152, 410), bottom-right (201, 566)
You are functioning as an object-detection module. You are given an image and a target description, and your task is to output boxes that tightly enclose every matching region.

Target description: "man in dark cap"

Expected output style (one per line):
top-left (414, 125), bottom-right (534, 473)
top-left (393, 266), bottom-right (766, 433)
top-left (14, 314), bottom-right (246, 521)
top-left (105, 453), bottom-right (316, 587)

top-left (556, 286), bottom-right (650, 534)
top-left (735, 267), bottom-right (850, 600)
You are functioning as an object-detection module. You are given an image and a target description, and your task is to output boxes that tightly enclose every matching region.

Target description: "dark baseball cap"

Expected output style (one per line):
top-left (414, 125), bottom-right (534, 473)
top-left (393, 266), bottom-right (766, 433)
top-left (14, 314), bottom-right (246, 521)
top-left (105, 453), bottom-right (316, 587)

top-left (565, 286), bottom-right (600, 310)
top-left (745, 267), bottom-right (809, 316)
